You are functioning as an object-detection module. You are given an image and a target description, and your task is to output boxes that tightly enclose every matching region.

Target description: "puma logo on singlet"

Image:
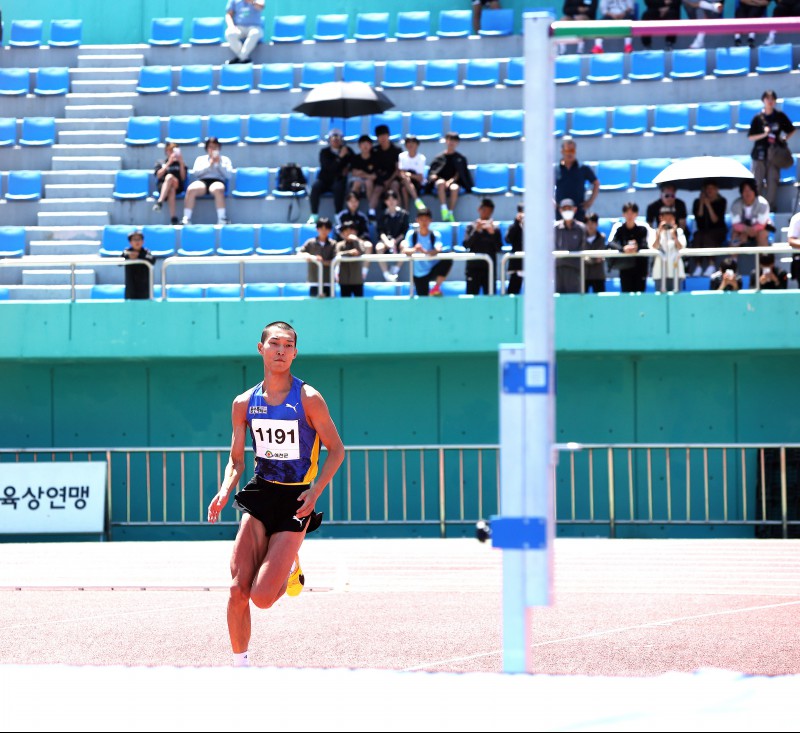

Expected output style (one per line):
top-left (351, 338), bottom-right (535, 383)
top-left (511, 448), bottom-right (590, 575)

top-left (292, 515), bottom-right (303, 526)
top-left (284, 402), bottom-right (299, 413)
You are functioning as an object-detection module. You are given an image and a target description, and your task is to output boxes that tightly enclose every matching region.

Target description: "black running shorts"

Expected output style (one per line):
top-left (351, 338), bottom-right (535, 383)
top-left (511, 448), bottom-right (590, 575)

top-left (233, 476), bottom-right (324, 536)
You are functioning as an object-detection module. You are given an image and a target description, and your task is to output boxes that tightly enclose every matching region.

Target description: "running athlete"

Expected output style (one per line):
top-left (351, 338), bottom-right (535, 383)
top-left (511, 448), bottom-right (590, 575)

top-left (207, 321), bottom-right (345, 667)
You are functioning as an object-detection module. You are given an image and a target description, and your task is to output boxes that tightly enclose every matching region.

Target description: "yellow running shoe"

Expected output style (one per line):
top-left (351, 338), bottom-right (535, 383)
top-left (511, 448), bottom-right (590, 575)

top-left (286, 554), bottom-right (304, 597)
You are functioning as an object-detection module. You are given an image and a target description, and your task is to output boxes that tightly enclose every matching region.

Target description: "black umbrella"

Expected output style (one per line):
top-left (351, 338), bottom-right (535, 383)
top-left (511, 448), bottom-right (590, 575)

top-left (292, 81), bottom-right (395, 119)
top-left (652, 155), bottom-right (755, 191)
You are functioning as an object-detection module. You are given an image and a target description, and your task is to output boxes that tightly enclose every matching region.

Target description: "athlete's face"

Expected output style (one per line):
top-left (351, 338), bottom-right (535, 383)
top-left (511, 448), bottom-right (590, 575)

top-left (258, 328), bottom-right (297, 370)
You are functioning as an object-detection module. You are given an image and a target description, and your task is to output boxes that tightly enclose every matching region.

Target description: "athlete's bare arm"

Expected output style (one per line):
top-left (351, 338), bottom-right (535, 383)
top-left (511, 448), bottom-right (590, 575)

top-left (295, 384), bottom-right (345, 518)
top-left (207, 390), bottom-right (252, 523)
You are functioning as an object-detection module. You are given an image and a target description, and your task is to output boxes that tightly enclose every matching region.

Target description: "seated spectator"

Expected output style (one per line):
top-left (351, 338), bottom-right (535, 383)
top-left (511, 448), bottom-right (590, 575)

top-left (376, 190), bottom-right (410, 282)
top-left (608, 201), bottom-right (651, 293)
top-left (649, 205), bottom-right (687, 293)
top-left (334, 219), bottom-right (368, 298)
top-left (766, 0), bottom-right (800, 46)
top-left (750, 251), bottom-right (788, 290)
top-left (348, 134), bottom-right (376, 205)
top-left (583, 211), bottom-right (608, 293)
top-left (181, 137), bottom-right (234, 225)
top-left (307, 128), bottom-right (353, 224)
top-left (559, 0), bottom-right (598, 54)
top-left (788, 209), bottom-right (800, 284)
top-left (401, 208), bottom-right (453, 296)
top-left (426, 132), bottom-right (473, 223)
top-left (555, 137), bottom-right (598, 223)
top-left (505, 203), bottom-right (525, 295)
top-left (122, 229), bottom-right (156, 300)
top-left (640, 0), bottom-right (679, 50)
top-left (554, 198), bottom-right (588, 294)
top-left (153, 141), bottom-right (187, 225)
top-left (734, 0), bottom-right (771, 47)
top-left (224, 0), bottom-right (265, 65)
top-left (690, 180), bottom-right (728, 277)
top-left (591, 0), bottom-right (635, 54)
top-left (473, 0), bottom-right (502, 34)
top-left (369, 124), bottom-right (402, 221)
top-left (709, 256), bottom-right (743, 291)
top-left (463, 197), bottom-right (504, 296)
top-left (298, 216), bottom-right (337, 298)
top-left (646, 184), bottom-right (687, 232)
top-left (682, 0), bottom-right (723, 49)
top-left (397, 135), bottom-right (427, 213)
top-left (335, 191), bottom-right (371, 242)
top-left (730, 179), bottom-right (772, 273)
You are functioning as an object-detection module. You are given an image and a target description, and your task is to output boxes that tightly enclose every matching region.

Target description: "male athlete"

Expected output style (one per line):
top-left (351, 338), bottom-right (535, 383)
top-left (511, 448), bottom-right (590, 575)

top-left (207, 321), bottom-right (345, 667)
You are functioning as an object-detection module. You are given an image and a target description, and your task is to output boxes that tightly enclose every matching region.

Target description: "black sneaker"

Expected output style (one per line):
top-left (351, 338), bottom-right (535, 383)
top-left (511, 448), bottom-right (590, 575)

top-left (171, 217), bottom-right (179, 225)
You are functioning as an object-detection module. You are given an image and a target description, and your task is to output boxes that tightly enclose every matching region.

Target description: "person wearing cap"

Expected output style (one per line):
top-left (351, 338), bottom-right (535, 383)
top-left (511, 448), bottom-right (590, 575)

top-left (376, 189), bottom-right (410, 282)
top-left (348, 134), bottom-right (377, 206)
top-left (307, 128), bottom-right (353, 225)
top-left (334, 219), bottom-right (368, 297)
top-left (298, 216), bottom-right (337, 298)
top-left (369, 124), bottom-right (402, 221)
top-left (554, 137), bottom-right (598, 224)
top-left (122, 230), bottom-right (156, 300)
top-left (401, 207), bottom-right (453, 296)
top-left (649, 205), bottom-right (687, 293)
top-left (398, 135), bottom-right (427, 213)
top-left (554, 198), bottom-right (588, 294)
top-left (463, 197), bottom-right (504, 295)
top-left (426, 132), bottom-right (473, 223)
top-left (607, 201), bottom-right (651, 293)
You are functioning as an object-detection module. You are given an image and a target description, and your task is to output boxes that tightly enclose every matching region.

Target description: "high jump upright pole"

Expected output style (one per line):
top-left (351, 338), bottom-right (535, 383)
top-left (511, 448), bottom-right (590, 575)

top-left (494, 11), bottom-right (556, 675)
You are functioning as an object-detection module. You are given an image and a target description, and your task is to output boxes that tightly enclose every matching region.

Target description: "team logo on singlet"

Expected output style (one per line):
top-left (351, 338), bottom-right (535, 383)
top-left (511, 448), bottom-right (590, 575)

top-left (284, 402), bottom-right (299, 413)
top-left (249, 406), bottom-right (269, 414)
top-left (265, 450), bottom-right (290, 459)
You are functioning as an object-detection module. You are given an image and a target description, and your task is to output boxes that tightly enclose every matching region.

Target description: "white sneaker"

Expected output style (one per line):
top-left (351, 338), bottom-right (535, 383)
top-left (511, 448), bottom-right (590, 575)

top-left (764, 32), bottom-right (775, 46)
top-left (691, 265), bottom-right (703, 277)
top-left (217, 217), bottom-right (229, 226)
top-left (180, 216), bottom-right (190, 225)
top-left (703, 265), bottom-right (717, 277)
top-left (383, 271), bottom-right (398, 282)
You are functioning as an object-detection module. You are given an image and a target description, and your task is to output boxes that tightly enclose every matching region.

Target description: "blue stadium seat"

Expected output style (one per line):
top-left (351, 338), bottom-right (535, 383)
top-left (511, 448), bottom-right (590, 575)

top-left (478, 8), bottom-right (514, 36)
top-left (177, 225), bottom-right (216, 256)
top-left (408, 111), bottom-right (444, 141)
top-left (284, 114), bottom-right (322, 143)
top-left (231, 167), bottom-right (270, 198)
top-left (258, 63), bottom-right (294, 91)
top-left (165, 115), bottom-right (203, 144)
top-left (177, 65), bottom-right (213, 93)
top-left (421, 60), bottom-right (459, 88)
top-left (434, 222), bottom-right (457, 251)
top-left (217, 224), bottom-right (256, 255)
top-left (136, 66), bottom-right (173, 94)
top-left (436, 9), bottom-right (472, 38)
top-left (330, 116), bottom-right (364, 142)
top-left (49, 19), bottom-right (83, 47)
top-left (189, 17), bottom-right (225, 45)
top-left (271, 15), bottom-right (306, 43)
top-left (141, 225), bottom-right (177, 257)
top-left (343, 61), bottom-right (376, 85)
top-left (8, 20), bottom-right (43, 47)
top-left (450, 110), bottom-right (484, 140)
top-left (244, 283), bottom-right (282, 298)
top-left (487, 110), bottom-right (524, 139)
top-left (586, 53), bottom-right (624, 83)
top-left (597, 217), bottom-right (617, 240)
top-left (297, 223), bottom-right (318, 247)
top-left (300, 62), bottom-right (337, 89)
top-left (735, 99), bottom-right (762, 131)
top-left (149, 17), bottom-right (183, 46)
top-left (609, 105), bottom-right (648, 135)
top-left (99, 225), bottom-right (137, 256)
top-left (568, 107), bottom-right (607, 137)
top-left (19, 117), bottom-right (55, 146)
top-left (471, 163), bottom-right (510, 194)
top-left (511, 164), bottom-right (524, 194)
top-left (504, 57), bottom-right (524, 86)
top-left (0, 118), bottom-right (16, 146)
top-left (364, 282), bottom-right (401, 297)
top-left (781, 97), bottom-right (800, 127)
top-left (354, 12), bottom-right (390, 41)
top-left (90, 284), bottom-right (125, 300)
top-left (125, 116), bottom-right (162, 146)
top-left (313, 14), bottom-right (348, 42)
top-left (207, 114), bottom-right (241, 144)
top-left (218, 63), bottom-right (254, 93)
top-left (651, 104), bottom-right (690, 134)
top-left (33, 67), bottom-right (69, 96)
top-left (633, 157), bottom-right (672, 189)
top-left (395, 11), bottom-right (430, 40)
top-left (369, 112), bottom-right (403, 141)
top-left (166, 285), bottom-right (205, 299)
top-left (669, 49), bottom-right (707, 80)
top-left (381, 60), bottom-right (418, 89)
top-left (205, 284), bottom-right (243, 299)
top-left (755, 43), bottom-right (793, 74)
top-left (554, 108), bottom-right (566, 137)
top-left (693, 102), bottom-right (732, 133)
top-left (463, 59), bottom-right (501, 87)
top-left (0, 68), bottom-right (30, 96)
top-left (112, 170), bottom-right (151, 200)
top-left (244, 113), bottom-right (281, 143)
top-left (555, 55), bottom-right (581, 84)
top-left (283, 283), bottom-right (311, 297)
top-left (596, 160), bottom-right (632, 191)
top-left (628, 50), bottom-right (665, 81)
top-left (256, 223), bottom-right (296, 255)
top-left (713, 46), bottom-right (750, 77)
top-left (5, 171), bottom-right (42, 201)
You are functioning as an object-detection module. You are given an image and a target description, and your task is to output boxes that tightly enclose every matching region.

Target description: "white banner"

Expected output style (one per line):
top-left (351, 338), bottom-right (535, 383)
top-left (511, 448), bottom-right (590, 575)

top-left (0, 462), bottom-right (107, 534)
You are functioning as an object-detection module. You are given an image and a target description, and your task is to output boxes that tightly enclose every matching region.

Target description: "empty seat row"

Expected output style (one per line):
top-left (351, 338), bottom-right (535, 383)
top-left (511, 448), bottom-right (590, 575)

top-left (1, 19), bottom-right (82, 48)
top-left (0, 67), bottom-right (71, 96)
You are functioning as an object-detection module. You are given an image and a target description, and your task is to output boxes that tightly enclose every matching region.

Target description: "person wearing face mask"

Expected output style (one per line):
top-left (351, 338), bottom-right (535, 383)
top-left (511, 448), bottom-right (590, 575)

top-left (554, 198), bottom-right (588, 294)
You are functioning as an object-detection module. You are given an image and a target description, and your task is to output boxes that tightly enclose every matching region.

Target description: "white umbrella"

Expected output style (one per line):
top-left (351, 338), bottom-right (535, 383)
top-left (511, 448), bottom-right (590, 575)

top-left (652, 155), bottom-right (755, 191)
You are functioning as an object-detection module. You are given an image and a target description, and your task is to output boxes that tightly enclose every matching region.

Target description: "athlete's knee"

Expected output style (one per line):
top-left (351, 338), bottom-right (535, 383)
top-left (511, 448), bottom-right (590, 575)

top-left (249, 588), bottom-right (278, 610)
top-left (228, 580), bottom-right (250, 606)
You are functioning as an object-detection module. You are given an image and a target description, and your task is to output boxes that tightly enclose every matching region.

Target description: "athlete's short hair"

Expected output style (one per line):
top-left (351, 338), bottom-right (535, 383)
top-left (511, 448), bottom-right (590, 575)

top-left (262, 321), bottom-right (297, 346)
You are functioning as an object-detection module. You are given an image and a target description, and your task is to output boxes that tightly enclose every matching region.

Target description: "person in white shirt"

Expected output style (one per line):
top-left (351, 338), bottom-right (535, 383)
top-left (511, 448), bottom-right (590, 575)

top-left (397, 135), bottom-right (427, 214)
top-left (649, 206), bottom-right (687, 293)
top-left (181, 137), bottom-right (234, 225)
top-left (729, 179), bottom-right (772, 275)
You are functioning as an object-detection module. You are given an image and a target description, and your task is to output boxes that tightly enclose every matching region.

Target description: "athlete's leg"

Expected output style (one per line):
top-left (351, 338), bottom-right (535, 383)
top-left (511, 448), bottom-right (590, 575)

top-left (227, 513), bottom-right (268, 654)
top-left (249, 529), bottom-right (307, 609)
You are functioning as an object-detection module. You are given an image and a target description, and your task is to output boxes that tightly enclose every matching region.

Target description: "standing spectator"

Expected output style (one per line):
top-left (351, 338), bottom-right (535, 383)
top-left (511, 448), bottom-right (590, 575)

top-left (505, 203), bottom-right (525, 295)
top-left (397, 135), bottom-right (427, 213)
top-left (152, 141), bottom-right (187, 225)
top-left (554, 137), bottom-right (599, 223)
top-left (788, 209), bottom-right (800, 284)
top-left (335, 191), bottom-right (371, 242)
top-left (307, 128), bottom-right (353, 225)
top-left (689, 180), bottom-right (728, 277)
top-left (649, 205), bottom-right (687, 292)
top-left (224, 0), bottom-right (265, 65)
top-left (591, 0), bottom-right (636, 54)
top-left (682, 0), bottom-right (723, 49)
top-left (709, 257), bottom-right (743, 291)
top-left (181, 137), bottom-right (234, 225)
top-left (608, 201), bottom-right (651, 293)
top-left (298, 217), bottom-right (337, 298)
top-left (734, 0), bottom-right (771, 47)
top-left (376, 190), bottom-right (409, 282)
top-left (583, 212), bottom-right (608, 293)
top-left (369, 124), bottom-right (402, 221)
top-left (559, 0), bottom-right (598, 54)
top-left (334, 219), bottom-right (367, 298)
top-left (122, 230), bottom-right (156, 300)
top-left (554, 198), bottom-right (588, 294)
top-left (747, 89), bottom-right (795, 212)
top-left (472, 0), bottom-right (502, 34)
top-left (463, 197), bottom-right (504, 295)
top-left (750, 251), bottom-right (788, 290)
top-left (348, 134), bottom-right (376, 204)
top-left (401, 208), bottom-right (453, 296)
top-left (730, 179), bottom-right (772, 274)
top-left (426, 132), bottom-right (474, 223)
top-left (640, 0), bottom-right (680, 50)
top-left (645, 184), bottom-right (688, 232)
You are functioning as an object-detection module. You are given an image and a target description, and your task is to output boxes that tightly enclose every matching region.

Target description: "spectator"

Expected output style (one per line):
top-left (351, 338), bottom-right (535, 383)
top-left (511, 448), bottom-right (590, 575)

top-left (152, 141), bottom-right (187, 225)
top-left (730, 179), bottom-right (771, 273)
top-left (298, 216), bottom-right (337, 298)
top-left (591, 0), bottom-right (636, 54)
top-left (224, 0), bottom-right (265, 65)
top-left (689, 180), bottom-right (728, 277)
top-left (307, 128), bottom-right (353, 225)
top-left (750, 251), bottom-right (788, 290)
top-left (747, 89), bottom-right (795, 212)
top-left (122, 230), bottom-right (156, 300)
top-left (463, 197), bottom-right (504, 295)
top-left (369, 124), bottom-right (402, 221)
top-left (348, 134), bottom-right (377, 205)
top-left (335, 190), bottom-right (371, 242)
top-left (788, 209), bottom-right (800, 284)
top-left (709, 256), bottom-right (743, 291)
top-left (682, 0), bottom-right (723, 49)
top-left (640, 0), bottom-right (679, 50)
top-left (181, 137), bottom-right (234, 225)
top-left (645, 184), bottom-right (687, 232)
top-left (472, 0), bottom-right (501, 34)
top-left (583, 212), bottom-right (608, 293)
top-left (397, 135), bottom-right (427, 213)
top-left (401, 208), bottom-right (453, 296)
top-left (426, 132), bottom-right (474, 223)
top-left (767, 0), bottom-right (800, 46)
top-left (649, 205), bottom-right (687, 293)
top-left (554, 198), bottom-right (588, 294)
top-left (555, 137), bottom-right (599, 223)
top-left (376, 189), bottom-right (410, 282)
top-left (505, 203), bottom-right (525, 295)
top-left (559, 0), bottom-right (598, 54)
top-left (608, 201), bottom-right (651, 293)
top-left (334, 219), bottom-right (368, 298)
top-left (733, 0), bottom-right (771, 47)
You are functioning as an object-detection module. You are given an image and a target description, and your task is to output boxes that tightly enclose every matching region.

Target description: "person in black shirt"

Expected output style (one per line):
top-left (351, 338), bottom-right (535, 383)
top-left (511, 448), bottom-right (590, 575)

top-left (463, 197), bottom-right (504, 295)
top-left (505, 203), bottom-right (524, 295)
top-left (376, 189), bottom-right (409, 282)
top-left (122, 230), bottom-right (156, 300)
top-left (369, 124), bottom-right (402, 221)
top-left (348, 134), bottom-right (376, 205)
top-left (427, 131), bottom-right (473, 223)
top-left (153, 142), bottom-right (187, 225)
top-left (645, 184), bottom-right (687, 232)
top-left (750, 251), bottom-right (789, 290)
top-left (308, 128), bottom-right (353, 223)
top-left (709, 256), bottom-right (743, 292)
top-left (608, 201), bottom-right (650, 293)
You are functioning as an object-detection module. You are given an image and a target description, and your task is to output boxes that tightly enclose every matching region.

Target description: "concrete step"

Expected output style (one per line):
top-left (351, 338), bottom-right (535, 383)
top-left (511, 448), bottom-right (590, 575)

top-left (22, 225), bottom-right (104, 243)
top-left (76, 54), bottom-right (145, 69)
top-left (44, 172), bottom-right (115, 185)
top-left (7, 285), bottom-right (94, 301)
top-left (37, 211), bottom-right (111, 227)
top-left (71, 80), bottom-right (140, 95)
top-left (56, 118), bottom-right (134, 132)
top-left (28, 241), bottom-right (101, 257)
top-left (57, 130), bottom-right (126, 145)
top-left (39, 198), bottom-right (117, 212)
top-left (44, 184), bottom-right (114, 199)
top-left (64, 104), bottom-right (134, 119)
top-left (70, 68), bottom-right (142, 82)
top-left (22, 268), bottom-right (97, 286)
top-left (51, 157), bottom-right (122, 171)
top-left (53, 143), bottom-right (126, 156)
top-left (65, 93), bottom-right (138, 105)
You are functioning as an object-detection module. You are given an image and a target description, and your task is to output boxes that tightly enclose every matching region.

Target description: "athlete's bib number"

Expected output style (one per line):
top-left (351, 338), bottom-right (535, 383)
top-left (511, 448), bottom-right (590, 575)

top-left (251, 418), bottom-right (300, 461)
